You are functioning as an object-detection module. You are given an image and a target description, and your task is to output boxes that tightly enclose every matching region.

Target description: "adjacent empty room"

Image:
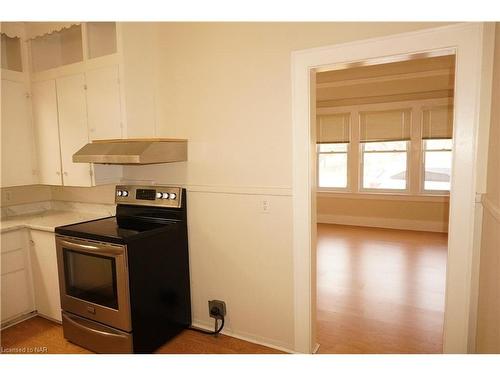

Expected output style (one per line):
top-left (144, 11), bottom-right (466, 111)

top-left (315, 55), bottom-right (455, 353)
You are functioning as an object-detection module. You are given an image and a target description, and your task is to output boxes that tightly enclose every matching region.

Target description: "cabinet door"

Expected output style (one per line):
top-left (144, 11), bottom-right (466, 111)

top-left (86, 65), bottom-right (123, 140)
top-left (30, 230), bottom-right (62, 322)
top-left (1, 229), bottom-right (35, 324)
top-left (1, 79), bottom-right (37, 187)
top-left (31, 79), bottom-right (63, 185)
top-left (56, 73), bottom-right (92, 187)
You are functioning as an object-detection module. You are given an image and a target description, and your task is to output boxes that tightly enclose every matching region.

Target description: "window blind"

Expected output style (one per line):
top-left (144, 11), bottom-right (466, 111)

top-left (422, 105), bottom-right (454, 139)
top-left (316, 113), bottom-right (350, 144)
top-left (359, 108), bottom-right (411, 142)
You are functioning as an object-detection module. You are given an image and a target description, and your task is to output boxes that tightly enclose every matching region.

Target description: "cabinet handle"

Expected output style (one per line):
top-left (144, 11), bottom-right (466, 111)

top-left (56, 171), bottom-right (61, 176)
top-left (64, 172), bottom-right (68, 176)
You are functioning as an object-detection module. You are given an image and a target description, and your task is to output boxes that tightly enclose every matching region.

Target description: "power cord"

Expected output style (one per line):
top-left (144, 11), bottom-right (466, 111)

top-left (188, 306), bottom-right (225, 336)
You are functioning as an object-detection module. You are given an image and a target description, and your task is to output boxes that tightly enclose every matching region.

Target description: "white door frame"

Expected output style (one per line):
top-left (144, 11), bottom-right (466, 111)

top-left (291, 22), bottom-right (492, 354)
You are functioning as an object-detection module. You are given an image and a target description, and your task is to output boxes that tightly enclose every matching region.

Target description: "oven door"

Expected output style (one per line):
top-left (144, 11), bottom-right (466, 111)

top-left (56, 235), bottom-right (131, 332)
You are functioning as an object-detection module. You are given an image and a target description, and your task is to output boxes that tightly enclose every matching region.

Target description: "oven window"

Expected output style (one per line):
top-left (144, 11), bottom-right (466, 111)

top-left (63, 249), bottom-right (118, 309)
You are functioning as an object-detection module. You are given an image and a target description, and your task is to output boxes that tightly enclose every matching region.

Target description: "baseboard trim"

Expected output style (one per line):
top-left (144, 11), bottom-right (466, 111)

top-left (1, 311), bottom-right (38, 330)
top-left (317, 214), bottom-right (449, 233)
top-left (191, 320), bottom-right (296, 354)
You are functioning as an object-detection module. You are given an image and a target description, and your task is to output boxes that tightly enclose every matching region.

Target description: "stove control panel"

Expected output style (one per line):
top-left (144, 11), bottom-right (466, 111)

top-left (115, 185), bottom-right (182, 208)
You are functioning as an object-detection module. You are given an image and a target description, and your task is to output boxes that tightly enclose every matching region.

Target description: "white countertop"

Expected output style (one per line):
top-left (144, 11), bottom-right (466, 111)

top-left (0, 210), bottom-right (111, 233)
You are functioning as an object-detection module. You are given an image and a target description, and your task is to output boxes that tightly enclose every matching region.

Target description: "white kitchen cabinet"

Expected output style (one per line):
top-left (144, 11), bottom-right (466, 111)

top-left (29, 230), bottom-right (62, 322)
top-left (85, 65), bottom-right (123, 140)
top-left (56, 73), bottom-right (92, 187)
top-left (86, 22), bottom-right (117, 59)
top-left (0, 229), bottom-right (35, 324)
top-left (1, 33), bottom-right (23, 72)
top-left (29, 24), bottom-right (83, 73)
top-left (31, 79), bottom-right (63, 185)
top-left (0, 79), bottom-right (37, 187)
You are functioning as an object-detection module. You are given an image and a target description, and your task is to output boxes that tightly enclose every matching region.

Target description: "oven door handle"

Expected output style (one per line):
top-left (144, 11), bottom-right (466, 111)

top-left (64, 313), bottom-right (130, 339)
top-left (58, 239), bottom-right (124, 255)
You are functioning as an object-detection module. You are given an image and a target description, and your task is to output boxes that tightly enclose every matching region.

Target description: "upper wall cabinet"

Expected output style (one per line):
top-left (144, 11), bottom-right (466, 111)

top-left (1, 79), bottom-right (37, 187)
top-left (1, 33), bottom-right (23, 72)
top-left (31, 79), bottom-right (63, 185)
top-left (28, 22), bottom-right (157, 140)
top-left (86, 65), bottom-right (123, 140)
top-left (56, 73), bottom-right (93, 187)
top-left (1, 24), bottom-right (38, 188)
top-left (87, 22), bottom-right (117, 59)
top-left (30, 25), bottom-right (83, 73)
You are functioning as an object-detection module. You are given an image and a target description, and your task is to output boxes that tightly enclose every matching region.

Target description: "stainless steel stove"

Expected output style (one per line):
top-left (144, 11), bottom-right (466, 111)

top-left (54, 185), bottom-right (191, 353)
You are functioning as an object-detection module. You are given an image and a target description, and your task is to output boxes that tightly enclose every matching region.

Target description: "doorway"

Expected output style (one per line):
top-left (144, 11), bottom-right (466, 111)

top-left (314, 54), bottom-right (454, 353)
top-left (291, 23), bottom-right (490, 354)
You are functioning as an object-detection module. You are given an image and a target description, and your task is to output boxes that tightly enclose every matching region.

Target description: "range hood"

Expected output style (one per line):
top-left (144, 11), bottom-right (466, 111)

top-left (73, 138), bottom-right (187, 165)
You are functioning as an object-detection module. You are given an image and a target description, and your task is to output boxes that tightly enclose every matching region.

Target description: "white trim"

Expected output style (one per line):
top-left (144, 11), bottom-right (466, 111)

top-left (191, 320), bottom-right (295, 354)
top-left (312, 343), bottom-right (321, 354)
top-left (318, 191), bottom-right (449, 202)
top-left (483, 196), bottom-right (500, 223)
top-left (292, 22), bottom-right (489, 354)
top-left (0, 311), bottom-right (38, 330)
top-left (120, 179), bottom-right (293, 196)
top-left (317, 214), bottom-right (449, 233)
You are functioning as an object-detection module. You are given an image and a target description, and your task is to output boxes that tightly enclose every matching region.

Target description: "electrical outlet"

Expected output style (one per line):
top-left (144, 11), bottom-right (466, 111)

top-left (208, 300), bottom-right (226, 319)
top-left (261, 199), bottom-right (270, 214)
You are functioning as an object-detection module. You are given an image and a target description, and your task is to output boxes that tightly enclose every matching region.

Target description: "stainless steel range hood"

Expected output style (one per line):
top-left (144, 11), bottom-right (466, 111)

top-left (73, 139), bottom-right (187, 165)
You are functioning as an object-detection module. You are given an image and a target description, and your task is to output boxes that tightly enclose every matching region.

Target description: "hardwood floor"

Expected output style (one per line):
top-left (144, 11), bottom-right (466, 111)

top-left (1, 224), bottom-right (447, 355)
top-left (0, 316), bottom-right (282, 354)
top-left (316, 224), bottom-right (448, 354)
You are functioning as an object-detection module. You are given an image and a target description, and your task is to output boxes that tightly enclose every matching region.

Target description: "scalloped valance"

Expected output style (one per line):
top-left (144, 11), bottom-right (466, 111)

top-left (1, 22), bottom-right (82, 40)
top-left (0, 22), bottom-right (25, 38)
top-left (25, 22), bottom-right (81, 40)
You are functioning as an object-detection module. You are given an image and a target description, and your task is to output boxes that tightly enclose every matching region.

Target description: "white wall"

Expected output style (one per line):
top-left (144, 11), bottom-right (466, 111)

top-left (121, 22), bottom-right (455, 351)
top-left (476, 22), bottom-right (500, 354)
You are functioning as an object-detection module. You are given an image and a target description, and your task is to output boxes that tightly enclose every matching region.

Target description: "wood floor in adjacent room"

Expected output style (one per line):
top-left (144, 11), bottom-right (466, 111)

top-left (0, 316), bottom-right (282, 354)
top-left (316, 224), bottom-right (448, 354)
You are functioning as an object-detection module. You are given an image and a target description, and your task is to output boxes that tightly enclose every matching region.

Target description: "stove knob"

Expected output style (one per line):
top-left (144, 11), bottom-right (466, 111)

top-left (116, 190), bottom-right (123, 197)
top-left (156, 192), bottom-right (163, 199)
top-left (162, 192), bottom-right (170, 199)
top-left (169, 193), bottom-right (177, 200)
top-left (122, 190), bottom-right (129, 197)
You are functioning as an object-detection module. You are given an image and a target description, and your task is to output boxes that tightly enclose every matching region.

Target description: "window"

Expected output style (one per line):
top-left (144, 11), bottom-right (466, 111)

top-left (316, 113), bottom-right (350, 189)
top-left (423, 139), bottom-right (452, 191)
top-left (316, 104), bottom-right (453, 195)
top-left (318, 143), bottom-right (348, 188)
top-left (361, 141), bottom-right (408, 190)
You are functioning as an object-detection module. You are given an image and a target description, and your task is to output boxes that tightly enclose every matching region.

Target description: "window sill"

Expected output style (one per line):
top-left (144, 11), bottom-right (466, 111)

top-left (317, 190), bottom-right (450, 203)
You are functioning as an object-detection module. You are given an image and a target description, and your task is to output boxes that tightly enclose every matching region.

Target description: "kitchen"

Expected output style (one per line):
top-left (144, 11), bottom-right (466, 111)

top-left (1, 7), bottom-right (500, 373)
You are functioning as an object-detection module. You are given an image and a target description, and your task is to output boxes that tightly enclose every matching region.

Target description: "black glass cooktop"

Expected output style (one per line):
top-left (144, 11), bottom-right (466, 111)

top-left (55, 216), bottom-right (177, 244)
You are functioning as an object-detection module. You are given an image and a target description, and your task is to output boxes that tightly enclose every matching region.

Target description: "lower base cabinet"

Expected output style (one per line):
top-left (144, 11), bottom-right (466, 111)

top-left (29, 230), bottom-right (62, 322)
top-left (0, 229), bottom-right (35, 325)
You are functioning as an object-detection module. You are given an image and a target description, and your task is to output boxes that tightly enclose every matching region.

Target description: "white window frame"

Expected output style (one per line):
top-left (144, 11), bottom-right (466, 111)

top-left (359, 140), bottom-right (410, 193)
top-left (316, 99), bottom-right (454, 198)
top-left (421, 138), bottom-right (453, 195)
top-left (316, 143), bottom-right (350, 191)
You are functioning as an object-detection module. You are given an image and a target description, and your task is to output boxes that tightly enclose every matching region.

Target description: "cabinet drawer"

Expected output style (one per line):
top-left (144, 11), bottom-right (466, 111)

top-left (0, 230), bottom-right (23, 253)
top-left (1, 249), bottom-right (25, 275)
